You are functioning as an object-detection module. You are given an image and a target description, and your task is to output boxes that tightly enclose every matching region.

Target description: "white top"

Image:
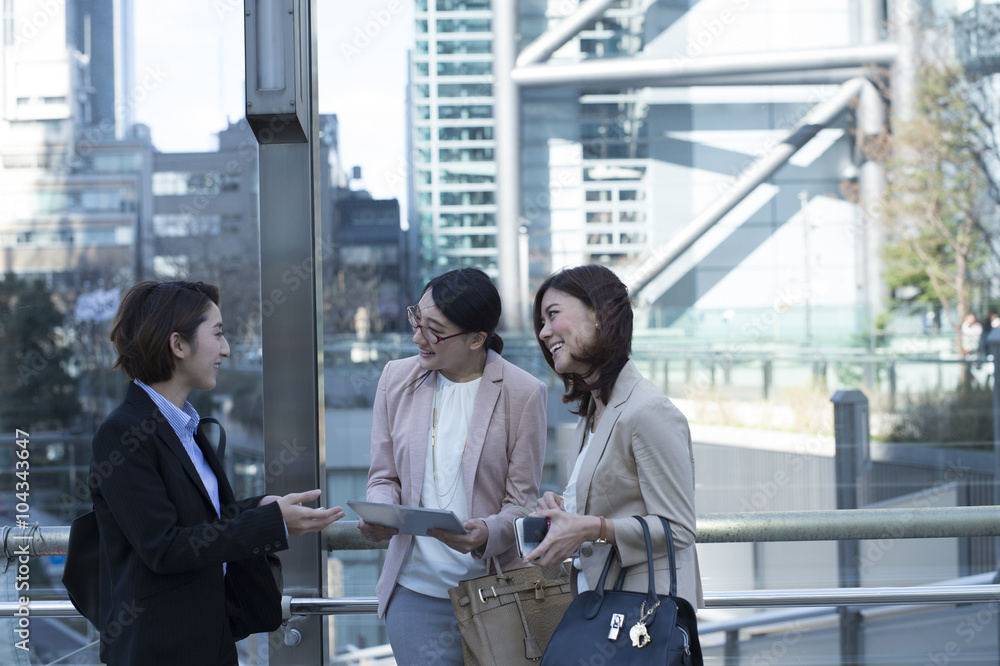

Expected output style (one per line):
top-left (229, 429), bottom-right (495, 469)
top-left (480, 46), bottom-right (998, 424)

top-left (398, 373), bottom-right (487, 597)
top-left (564, 426), bottom-right (595, 592)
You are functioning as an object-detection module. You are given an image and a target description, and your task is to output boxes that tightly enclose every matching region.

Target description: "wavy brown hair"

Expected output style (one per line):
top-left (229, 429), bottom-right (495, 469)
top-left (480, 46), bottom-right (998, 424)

top-left (110, 280), bottom-right (220, 383)
top-left (533, 265), bottom-right (632, 415)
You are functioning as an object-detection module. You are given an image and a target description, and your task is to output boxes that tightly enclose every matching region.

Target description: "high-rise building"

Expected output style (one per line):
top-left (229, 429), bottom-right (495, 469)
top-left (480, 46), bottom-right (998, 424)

top-left (412, 1), bottom-right (896, 341)
top-left (0, 0), bottom-right (144, 293)
top-left (412, 0), bottom-right (497, 283)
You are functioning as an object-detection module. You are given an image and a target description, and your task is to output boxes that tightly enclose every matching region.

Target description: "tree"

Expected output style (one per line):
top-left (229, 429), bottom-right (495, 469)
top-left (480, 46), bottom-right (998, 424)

top-left (871, 56), bottom-right (998, 354)
top-left (0, 273), bottom-right (81, 431)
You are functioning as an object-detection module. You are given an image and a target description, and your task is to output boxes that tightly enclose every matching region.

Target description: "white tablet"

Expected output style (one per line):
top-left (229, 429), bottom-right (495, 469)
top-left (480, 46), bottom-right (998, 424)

top-left (348, 500), bottom-right (467, 535)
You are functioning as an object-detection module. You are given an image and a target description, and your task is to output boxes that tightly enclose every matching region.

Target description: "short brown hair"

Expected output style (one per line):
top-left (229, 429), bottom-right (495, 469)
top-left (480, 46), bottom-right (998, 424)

top-left (110, 281), bottom-right (220, 383)
top-left (533, 265), bottom-right (632, 415)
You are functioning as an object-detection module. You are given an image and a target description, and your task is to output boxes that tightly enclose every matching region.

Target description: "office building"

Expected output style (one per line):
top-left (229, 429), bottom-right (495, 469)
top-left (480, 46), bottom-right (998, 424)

top-left (413, 1), bottom-right (898, 341)
top-left (0, 0), bottom-right (144, 293)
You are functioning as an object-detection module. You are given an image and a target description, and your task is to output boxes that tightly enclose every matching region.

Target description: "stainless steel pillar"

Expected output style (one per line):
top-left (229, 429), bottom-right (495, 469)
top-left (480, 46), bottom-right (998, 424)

top-left (494, 0), bottom-right (522, 332)
top-left (244, 1), bottom-right (327, 663)
top-left (857, 0), bottom-right (888, 348)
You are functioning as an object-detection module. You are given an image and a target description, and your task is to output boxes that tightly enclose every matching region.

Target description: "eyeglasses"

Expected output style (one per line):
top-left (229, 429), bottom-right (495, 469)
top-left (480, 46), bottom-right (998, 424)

top-left (407, 305), bottom-right (465, 344)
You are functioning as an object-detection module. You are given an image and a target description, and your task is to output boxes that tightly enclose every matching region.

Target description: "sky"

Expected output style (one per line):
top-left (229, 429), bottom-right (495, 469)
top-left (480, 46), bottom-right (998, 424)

top-left (130, 1), bottom-right (415, 201)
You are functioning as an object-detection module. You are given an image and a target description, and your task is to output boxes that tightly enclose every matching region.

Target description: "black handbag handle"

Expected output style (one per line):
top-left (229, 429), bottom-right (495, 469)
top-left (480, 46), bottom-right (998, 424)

top-left (199, 417), bottom-right (226, 461)
top-left (584, 514), bottom-right (680, 620)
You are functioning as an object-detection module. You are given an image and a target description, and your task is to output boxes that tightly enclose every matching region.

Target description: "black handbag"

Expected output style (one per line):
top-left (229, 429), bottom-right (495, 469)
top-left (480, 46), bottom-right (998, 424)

top-left (62, 418), bottom-right (283, 636)
top-left (63, 510), bottom-right (100, 626)
top-left (540, 515), bottom-right (702, 665)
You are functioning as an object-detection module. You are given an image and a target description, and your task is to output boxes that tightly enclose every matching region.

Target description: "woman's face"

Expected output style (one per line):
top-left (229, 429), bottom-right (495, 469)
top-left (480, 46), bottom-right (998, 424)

top-left (173, 302), bottom-right (230, 393)
top-left (410, 289), bottom-right (482, 381)
top-left (537, 287), bottom-right (598, 378)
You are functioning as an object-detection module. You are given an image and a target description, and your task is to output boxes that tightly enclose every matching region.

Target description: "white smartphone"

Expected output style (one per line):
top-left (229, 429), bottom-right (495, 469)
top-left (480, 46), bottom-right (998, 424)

top-left (514, 516), bottom-right (549, 558)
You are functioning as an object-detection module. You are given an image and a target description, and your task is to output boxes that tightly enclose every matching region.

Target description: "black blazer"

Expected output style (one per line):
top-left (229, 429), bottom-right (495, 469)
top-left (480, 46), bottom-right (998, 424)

top-left (90, 383), bottom-right (288, 665)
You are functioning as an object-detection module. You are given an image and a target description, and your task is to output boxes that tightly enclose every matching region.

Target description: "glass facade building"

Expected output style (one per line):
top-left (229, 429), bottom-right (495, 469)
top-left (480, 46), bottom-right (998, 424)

top-left (413, 0), bottom-right (498, 281)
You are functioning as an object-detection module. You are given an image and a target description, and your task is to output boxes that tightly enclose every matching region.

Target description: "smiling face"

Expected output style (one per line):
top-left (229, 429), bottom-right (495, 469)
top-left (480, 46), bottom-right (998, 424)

top-left (537, 287), bottom-right (598, 379)
top-left (410, 289), bottom-right (486, 382)
top-left (170, 301), bottom-right (230, 398)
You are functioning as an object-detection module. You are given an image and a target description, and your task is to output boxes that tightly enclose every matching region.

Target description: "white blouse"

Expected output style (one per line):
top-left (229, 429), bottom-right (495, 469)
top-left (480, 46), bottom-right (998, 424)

top-left (397, 373), bottom-right (488, 598)
top-left (564, 426), bottom-right (595, 592)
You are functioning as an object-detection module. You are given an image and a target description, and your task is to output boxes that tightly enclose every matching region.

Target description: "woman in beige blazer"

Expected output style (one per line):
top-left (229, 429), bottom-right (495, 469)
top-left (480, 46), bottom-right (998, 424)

top-left (524, 264), bottom-right (703, 611)
top-left (360, 267), bottom-right (547, 665)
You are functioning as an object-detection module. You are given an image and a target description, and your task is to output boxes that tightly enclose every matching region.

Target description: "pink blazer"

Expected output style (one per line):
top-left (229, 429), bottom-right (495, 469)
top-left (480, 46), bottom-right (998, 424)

top-left (573, 360), bottom-right (704, 609)
top-left (367, 350), bottom-right (547, 617)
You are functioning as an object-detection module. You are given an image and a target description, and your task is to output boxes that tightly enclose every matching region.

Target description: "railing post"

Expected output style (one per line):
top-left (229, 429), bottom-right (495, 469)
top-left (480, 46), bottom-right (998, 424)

top-left (724, 629), bottom-right (740, 660)
top-left (988, 329), bottom-right (1000, 576)
top-left (832, 389), bottom-right (870, 665)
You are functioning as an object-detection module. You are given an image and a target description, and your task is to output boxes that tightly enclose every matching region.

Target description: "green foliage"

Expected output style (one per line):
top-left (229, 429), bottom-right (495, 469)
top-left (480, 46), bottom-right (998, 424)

top-left (884, 386), bottom-right (993, 446)
top-left (0, 273), bottom-right (80, 431)
top-left (877, 60), bottom-right (995, 336)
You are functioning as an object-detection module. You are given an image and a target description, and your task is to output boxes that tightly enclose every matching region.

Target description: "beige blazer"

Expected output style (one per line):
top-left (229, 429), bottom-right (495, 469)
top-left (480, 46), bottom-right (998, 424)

top-left (367, 350), bottom-right (547, 617)
top-left (573, 360), bottom-right (704, 609)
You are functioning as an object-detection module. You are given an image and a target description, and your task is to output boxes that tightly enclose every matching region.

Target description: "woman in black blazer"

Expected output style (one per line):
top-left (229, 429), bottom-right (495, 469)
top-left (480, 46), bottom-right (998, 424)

top-left (90, 280), bottom-right (344, 665)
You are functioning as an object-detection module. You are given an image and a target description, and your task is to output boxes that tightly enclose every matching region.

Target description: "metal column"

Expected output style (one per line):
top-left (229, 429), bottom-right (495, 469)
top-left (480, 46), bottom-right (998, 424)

top-left (832, 390), bottom-right (870, 665)
top-left (494, 0), bottom-right (522, 332)
top-left (244, 1), bottom-right (327, 663)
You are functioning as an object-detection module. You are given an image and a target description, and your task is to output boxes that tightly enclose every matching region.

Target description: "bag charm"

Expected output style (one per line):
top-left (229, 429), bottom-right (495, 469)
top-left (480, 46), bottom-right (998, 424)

top-left (629, 598), bottom-right (659, 647)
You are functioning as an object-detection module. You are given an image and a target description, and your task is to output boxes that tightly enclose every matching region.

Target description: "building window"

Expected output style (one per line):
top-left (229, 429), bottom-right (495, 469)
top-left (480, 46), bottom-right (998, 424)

top-left (153, 214), bottom-right (222, 237)
top-left (438, 126), bottom-right (493, 141)
top-left (436, 18), bottom-right (491, 33)
top-left (437, 61), bottom-right (492, 76)
top-left (438, 83), bottom-right (492, 98)
top-left (438, 105), bottom-right (493, 120)
top-left (437, 234), bottom-right (496, 249)
top-left (440, 191), bottom-right (495, 206)
top-left (439, 170), bottom-right (495, 184)
top-left (586, 211), bottom-right (613, 224)
top-left (439, 212), bottom-right (494, 227)
top-left (436, 0), bottom-right (490, 9)
top-left (436, 39), bottom-right (491, 55)
top-left (153, 172), bottom-right (239, 196)
top-left (439, 147), bottom-right (494, 162)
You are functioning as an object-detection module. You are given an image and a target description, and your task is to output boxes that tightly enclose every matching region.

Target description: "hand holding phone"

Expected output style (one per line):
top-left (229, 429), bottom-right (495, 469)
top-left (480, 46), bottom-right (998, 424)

top-left (514, 516), bottom-right (549, 558)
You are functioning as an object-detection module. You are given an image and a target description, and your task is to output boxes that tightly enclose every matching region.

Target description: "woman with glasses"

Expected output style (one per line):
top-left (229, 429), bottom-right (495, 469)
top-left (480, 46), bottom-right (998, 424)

top-left (360, 267), bottom-right (547, 665)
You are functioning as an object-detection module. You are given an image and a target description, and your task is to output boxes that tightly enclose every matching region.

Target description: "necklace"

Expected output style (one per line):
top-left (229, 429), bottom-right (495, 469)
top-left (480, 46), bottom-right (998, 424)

top-left (431, 391), bottom-right (469, 509)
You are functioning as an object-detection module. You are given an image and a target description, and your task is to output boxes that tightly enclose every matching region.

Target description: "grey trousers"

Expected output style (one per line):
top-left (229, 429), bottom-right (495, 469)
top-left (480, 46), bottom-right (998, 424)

top-left (385, 585), bottom-right (464, 665)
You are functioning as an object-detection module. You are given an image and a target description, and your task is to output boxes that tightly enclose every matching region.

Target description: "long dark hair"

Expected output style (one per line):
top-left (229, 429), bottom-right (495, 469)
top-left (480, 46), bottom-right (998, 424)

top-left (533, 265), bottom-right (632, 415)
top-left (424, 267), bottom-right (504, 354)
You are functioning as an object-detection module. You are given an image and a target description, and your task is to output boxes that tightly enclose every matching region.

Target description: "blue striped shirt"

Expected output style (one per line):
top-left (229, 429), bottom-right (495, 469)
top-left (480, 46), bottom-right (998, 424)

top-left (134, 379), bottom-right (221, 518)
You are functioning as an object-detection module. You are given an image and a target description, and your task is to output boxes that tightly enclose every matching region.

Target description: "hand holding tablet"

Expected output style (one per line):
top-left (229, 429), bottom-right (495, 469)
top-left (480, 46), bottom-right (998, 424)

top-left (348, 500), bottom-right (467, 535)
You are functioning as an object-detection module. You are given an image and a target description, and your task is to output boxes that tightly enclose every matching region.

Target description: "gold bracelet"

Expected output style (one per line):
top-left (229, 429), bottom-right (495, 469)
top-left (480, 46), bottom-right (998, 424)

top-left (594, 516), bottom-right (608, 545)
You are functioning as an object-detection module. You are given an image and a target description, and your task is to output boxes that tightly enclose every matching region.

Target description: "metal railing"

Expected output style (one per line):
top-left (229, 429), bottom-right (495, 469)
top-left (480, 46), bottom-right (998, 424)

top-left (6, 506), bottom-right (1000, 618)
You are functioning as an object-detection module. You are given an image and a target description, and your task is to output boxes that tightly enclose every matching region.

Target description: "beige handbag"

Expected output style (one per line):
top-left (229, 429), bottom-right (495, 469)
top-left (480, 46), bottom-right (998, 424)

top-left (449, 558), bottom-right (571, 665)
